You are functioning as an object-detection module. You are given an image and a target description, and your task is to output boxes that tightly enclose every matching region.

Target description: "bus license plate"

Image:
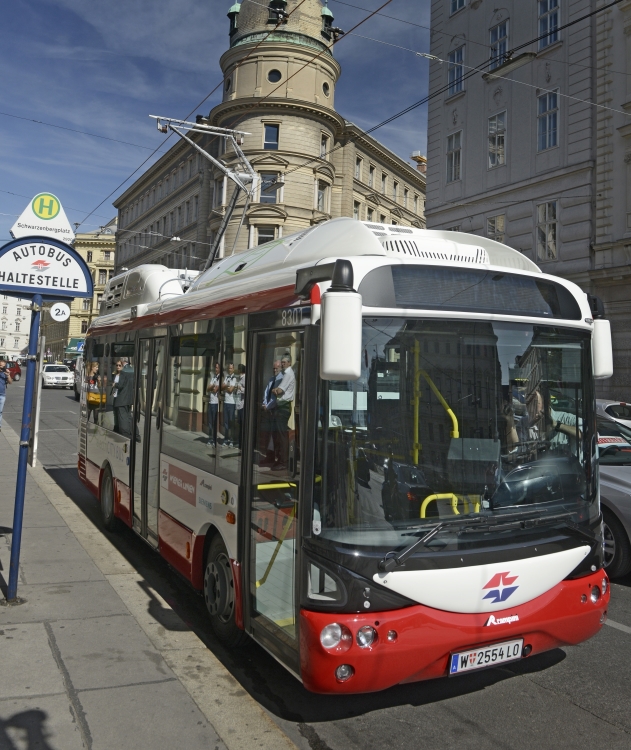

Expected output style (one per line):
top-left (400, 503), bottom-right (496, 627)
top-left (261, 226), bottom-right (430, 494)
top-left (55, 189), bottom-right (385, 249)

top-left (449, 639), bottom-right (523, 675)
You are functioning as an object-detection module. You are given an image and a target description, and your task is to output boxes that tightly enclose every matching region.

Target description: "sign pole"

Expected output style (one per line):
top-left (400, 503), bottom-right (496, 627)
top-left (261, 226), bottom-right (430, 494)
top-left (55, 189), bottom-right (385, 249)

top-left (7, 294), bottom-right (42, 600)
top-left (28, 333), bottom-right (45, 468)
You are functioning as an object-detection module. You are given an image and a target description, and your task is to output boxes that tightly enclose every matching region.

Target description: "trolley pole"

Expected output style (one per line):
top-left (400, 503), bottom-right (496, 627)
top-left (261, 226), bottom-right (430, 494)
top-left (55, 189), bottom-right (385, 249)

top-left (7, 294), bottom-right (42, 601)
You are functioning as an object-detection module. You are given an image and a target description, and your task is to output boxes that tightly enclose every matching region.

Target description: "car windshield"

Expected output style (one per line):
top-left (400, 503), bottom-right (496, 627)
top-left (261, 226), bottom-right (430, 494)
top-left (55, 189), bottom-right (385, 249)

top-left (605, 404), bottom-right (631, 420)
top-left (597, 418), bottom-right (631, 465)
top-left (45, 366), bottom-right (69, 373)
top-left (312, 318), bottom-right (596, 552)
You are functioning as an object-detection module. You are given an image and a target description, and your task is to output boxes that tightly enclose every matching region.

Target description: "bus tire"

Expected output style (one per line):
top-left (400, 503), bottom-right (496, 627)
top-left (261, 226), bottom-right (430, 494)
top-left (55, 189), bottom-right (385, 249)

top-left (204, 535), bottom-right (248, 648)
top-left (602, 508), bottom-right (631, 579)
top-left (100, 467), bottom-right (119, 532)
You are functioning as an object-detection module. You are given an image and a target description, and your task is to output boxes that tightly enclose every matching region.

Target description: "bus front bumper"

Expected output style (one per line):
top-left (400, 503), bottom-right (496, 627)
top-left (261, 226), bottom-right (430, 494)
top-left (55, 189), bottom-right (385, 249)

top-left (299, 569), bottom-right (609, 694)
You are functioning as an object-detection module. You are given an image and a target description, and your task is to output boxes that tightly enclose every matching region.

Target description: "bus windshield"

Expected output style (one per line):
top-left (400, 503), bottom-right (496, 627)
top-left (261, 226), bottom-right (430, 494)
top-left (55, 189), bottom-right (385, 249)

top-left (313, 318), bottom-right (597, 551)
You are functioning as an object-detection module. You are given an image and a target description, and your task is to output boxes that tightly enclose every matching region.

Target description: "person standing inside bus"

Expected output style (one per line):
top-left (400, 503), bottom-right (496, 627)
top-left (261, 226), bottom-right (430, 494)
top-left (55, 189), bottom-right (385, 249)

top-left (0, 359), bottom-right (13, 431)
top-left (222, 363), bottom-right (238, 447)
top-left (236, 363), bottom-right (246, 449)
top-left (260, 360), bottom-right (282, 466)
top-left (207, 362), bottom-right (220, 446)
top-left (112, 359), bottom-right (134, 438)
top-left (271, 354), bottom-right (295, 471)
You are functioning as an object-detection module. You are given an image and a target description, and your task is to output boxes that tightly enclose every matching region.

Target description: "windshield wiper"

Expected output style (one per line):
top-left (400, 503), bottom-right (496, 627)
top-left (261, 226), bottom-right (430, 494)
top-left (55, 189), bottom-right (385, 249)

top-left (378, 516), bottom-right (485, 572)
top-left (460, 511), bottom-right (598, 545)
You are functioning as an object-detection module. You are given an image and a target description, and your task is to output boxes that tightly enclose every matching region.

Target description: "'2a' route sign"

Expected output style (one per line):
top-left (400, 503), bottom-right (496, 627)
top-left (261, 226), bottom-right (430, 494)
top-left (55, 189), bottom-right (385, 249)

top-left (0, 236), bottom-right (93, 301)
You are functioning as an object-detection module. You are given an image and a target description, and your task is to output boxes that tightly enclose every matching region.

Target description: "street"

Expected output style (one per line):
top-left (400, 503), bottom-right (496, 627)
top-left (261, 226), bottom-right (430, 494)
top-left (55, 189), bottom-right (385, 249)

top-left (2, 380), bottom-right (631, 750)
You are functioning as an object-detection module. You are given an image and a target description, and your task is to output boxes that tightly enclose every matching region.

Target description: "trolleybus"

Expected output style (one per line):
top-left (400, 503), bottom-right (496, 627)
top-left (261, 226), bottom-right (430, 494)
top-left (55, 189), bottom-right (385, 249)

top-left (78, 217), bottom-right (612, 693)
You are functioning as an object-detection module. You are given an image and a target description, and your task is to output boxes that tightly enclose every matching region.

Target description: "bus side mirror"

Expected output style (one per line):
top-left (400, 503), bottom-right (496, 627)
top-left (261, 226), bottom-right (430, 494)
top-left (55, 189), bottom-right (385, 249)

top-left (320, 260), bottom-right (362, 381)
top-left (593, 318), bottom-right (613, 379)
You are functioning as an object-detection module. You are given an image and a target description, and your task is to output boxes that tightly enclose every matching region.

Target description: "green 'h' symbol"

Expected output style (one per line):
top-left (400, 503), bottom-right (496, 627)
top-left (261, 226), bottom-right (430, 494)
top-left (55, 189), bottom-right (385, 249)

top-left (32, 193), bottom-right (60, 220)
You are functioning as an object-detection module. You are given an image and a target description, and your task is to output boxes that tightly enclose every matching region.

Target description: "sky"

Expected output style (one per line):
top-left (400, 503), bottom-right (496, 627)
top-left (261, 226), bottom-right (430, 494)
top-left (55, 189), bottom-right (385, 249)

top-left (0, 0), bottom-right (431, 242)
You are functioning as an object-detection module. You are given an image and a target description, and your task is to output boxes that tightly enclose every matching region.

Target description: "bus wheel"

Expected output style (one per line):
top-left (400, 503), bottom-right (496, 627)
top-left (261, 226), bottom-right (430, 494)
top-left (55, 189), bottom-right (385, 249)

top-left (603, 508), bottom-right (631, 579)
top-left (100, 467), bottom-right (119, 532)
top-left (204, 535), bottom-right (248, 648)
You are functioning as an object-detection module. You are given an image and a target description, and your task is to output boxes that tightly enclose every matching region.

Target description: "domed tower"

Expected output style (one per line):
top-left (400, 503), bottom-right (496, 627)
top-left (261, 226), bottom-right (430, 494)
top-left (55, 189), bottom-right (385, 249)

top-left (208, 0), bottom-right (345, 251)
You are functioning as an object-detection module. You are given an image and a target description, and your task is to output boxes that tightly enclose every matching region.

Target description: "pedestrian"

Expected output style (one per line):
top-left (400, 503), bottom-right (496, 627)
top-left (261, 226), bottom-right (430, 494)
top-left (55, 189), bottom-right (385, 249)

top-left (86, 362), bottom-right (102, 423)
top-left (0, 358), bottom-right (13, 431)
top-left (222, 363), bottom-right (238, 447)
top-left (206, 362), bottom-right (220, 446)
top-left (271, 354), bottom-right (295, 470)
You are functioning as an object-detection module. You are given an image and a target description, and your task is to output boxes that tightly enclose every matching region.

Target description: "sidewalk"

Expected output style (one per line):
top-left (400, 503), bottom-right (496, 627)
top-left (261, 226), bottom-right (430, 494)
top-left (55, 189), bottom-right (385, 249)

top-left (0, 423), bottom-right (297, 750)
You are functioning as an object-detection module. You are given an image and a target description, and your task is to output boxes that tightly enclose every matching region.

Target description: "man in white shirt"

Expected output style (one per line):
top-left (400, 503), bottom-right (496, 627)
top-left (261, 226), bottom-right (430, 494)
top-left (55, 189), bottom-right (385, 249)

top-left (271, 355), bottom-right (295, 470)
top-left (206, 362), bottom-right (220, 446)
top-left (236, 363), bottom-right (246, 449)
top-left (222, 363), bottom-right (238, 447)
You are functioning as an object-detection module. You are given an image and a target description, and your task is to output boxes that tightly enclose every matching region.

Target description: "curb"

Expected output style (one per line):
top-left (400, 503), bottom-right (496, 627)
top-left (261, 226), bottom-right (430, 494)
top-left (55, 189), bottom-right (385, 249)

top-left (2, 421), bottom-right (297, 750)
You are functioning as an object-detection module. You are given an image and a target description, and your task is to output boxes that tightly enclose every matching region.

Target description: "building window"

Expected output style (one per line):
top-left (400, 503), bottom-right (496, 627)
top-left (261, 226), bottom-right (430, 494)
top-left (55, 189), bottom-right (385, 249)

top-left (0, 339), bottom-right (4, 347)
top-left (450, 0), bottom-right (465, 14)
top-left (404, 188), bottom-right (409, 208)
top-left (488, 112), bottom-right (506, 168)
top-left (264, 124), bottom-right (279, 150)
top-left (16, 307), bottom-right (20, 316)
top-left (15, 321), bottom-right (20, 332)
top-left (320, 134), bottom-right (329, 159)
top-left (368, 165), bottom-right (375, 188)
top-left (537, 201), bottom-right (557, 261)
top-left (487, 215), bottom-right (505, 243)
top-left (367, 207), bottom-right (374, 221)
top-left (14, 338), bottom-right (19, 348)
top-left (2, 322), bottom-right (6, 331)
top-left (353, 201), bottom-right (360, 220)
top-left (381, 173), bottom-right (387, 195)
top-left (414, 194), bottom-right (419, 213)
top-left (446, 131), bottom-right (462, 182)
top-left (260, 173), bottom-right (280, 203)
top-left (87, 251), bottom-right (93, 262)
top-left (194, 195), bottom-right (199, 221)
top-left (2, 307), bottom-right (6, 315)
top-left (98, 270), bottom-right (107, 285)
top-left (81, 320), bottom-right (88, 334)
top-left (82, 298), bottom-right (91, 311)
top-left (380, 214), bottom-right (387, 224)
top-left (448, 46), bottom-right (464, 96)
top-left (538, 91), bottom-right (558, 151)
top-left (539, 0), bottom-right (559, 49)
top-left (97, 294), bottom-right (103, 308)
top-left (257, 226), bottom-right (275, 245)
top-left (489, 21), bottom-right (508, 70)
top-left (317, 181), bottom-right (329, 213)
top-left (185, 200), bottom-right (190, 224)
top-left (393, 181), bottom-right (398, 202)
top-left (104, 250), bottom-right (111, 261)
top-left (445, 225), bottom-right (461, 232)
top-left (355, 157), bottom-right (362, 180)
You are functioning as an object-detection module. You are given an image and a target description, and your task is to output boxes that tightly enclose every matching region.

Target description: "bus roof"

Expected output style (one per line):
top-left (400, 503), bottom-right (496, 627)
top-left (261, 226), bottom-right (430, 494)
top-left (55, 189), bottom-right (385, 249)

top-left (91, 218), bottom-right (553, 332)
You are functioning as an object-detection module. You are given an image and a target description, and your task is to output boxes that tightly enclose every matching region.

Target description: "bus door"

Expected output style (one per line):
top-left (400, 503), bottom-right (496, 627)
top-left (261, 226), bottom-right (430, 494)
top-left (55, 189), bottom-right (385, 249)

top-left (245, 326), bottom-right (306, 675)
top-left (132, 336), bottom-right (166, 546)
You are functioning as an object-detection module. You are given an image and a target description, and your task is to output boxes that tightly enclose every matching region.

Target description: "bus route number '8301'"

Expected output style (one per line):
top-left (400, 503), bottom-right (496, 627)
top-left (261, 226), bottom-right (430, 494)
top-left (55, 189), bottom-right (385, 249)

top-left (281, 307), bottom-right (305, 326)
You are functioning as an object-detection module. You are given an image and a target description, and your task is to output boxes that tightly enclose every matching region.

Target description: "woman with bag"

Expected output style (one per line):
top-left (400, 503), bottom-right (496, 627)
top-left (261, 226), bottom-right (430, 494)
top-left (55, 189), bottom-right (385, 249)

top-left (86, 362), bottom-right (104, 423)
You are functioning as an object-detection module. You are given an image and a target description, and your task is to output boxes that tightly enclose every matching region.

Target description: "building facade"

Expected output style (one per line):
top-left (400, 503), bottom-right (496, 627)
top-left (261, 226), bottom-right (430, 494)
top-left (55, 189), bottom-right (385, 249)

top-left (41, 218), bottom-right (116, 361)
top-left (113, 0), bottom-right (426, 273)
top-left (425, 0), bottom-right (631, 397)
top-left (0, 295), bottom-right (29, 361)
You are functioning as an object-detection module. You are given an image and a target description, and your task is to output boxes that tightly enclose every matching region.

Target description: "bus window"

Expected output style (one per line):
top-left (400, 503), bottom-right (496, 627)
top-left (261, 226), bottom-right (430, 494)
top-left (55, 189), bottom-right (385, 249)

top-left (216, 315), bottom-right (247, 484)
top-left (163, 320), bottom-right (221, 473)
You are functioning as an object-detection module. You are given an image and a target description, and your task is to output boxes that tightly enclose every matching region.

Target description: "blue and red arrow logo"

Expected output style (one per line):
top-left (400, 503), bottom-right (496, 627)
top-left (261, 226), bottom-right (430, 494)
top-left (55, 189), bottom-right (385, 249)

top-left (483, 572), bottom-right (519, 604)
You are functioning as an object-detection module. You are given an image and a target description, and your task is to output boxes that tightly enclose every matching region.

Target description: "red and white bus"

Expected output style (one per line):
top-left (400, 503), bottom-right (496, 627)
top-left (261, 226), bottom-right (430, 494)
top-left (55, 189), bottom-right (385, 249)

top-left (78, 217), bottom-right (612, 693)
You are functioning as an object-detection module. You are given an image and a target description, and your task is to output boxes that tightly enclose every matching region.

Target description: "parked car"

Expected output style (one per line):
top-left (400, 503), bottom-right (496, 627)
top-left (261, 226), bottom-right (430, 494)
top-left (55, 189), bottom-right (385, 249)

top-left (42, 364), bottom-right (74, 389)
top-left (598, 416), bottom-right (631, 578)
top-left (596, 399), bottom-right (631, 430)
top-left (6, 361), bottom-right (21, 382)
top-left (73, 356), bottom-right (84, 401)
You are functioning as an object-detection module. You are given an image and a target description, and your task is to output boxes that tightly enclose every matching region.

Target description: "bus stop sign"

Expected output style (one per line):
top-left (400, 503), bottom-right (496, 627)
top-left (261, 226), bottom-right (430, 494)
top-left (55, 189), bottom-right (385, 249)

top-left (0, 236), bottom-right (93, 301)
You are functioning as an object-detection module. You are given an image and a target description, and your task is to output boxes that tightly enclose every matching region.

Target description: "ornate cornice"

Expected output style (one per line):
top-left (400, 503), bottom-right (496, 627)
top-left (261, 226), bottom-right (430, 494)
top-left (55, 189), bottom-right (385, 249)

top-left (210, 97), bottom-right (345, 134)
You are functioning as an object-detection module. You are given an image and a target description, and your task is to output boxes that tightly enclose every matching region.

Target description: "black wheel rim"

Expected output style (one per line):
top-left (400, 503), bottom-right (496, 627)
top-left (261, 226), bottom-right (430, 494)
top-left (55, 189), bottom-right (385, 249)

top-left (204, 551), bottom-right (234, 624)
top-left (603, 521), bottom-right (616, 568)
top-left (102, 474), bottom-right (113, 520)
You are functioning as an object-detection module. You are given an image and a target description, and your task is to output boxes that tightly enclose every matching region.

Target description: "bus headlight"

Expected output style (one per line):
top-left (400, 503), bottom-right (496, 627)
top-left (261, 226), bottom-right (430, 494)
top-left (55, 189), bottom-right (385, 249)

top-left (601, 577), bottom-right (608, 596)
top-left (590, 586), bottom-right (601, 603)
top-left (320, 623), bottom-right (352, 652)
top-left (356, 625), bottom-right (378, 648)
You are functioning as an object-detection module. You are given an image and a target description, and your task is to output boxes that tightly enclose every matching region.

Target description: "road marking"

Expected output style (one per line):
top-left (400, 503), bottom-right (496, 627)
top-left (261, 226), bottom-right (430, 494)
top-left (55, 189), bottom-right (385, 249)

top-left (605, 619), bottom-right (631, 635)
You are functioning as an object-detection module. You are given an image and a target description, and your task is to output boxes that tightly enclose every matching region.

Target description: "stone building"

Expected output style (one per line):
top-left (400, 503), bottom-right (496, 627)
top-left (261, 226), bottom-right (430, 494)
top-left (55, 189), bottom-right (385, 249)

top-left (41, 218), bottom-right (116, 361)
top-left (113, 0), bottom-right (426, 273)
top-left (425, 0), bottom-right (631, 397)
top-left (0, 295), bottom-right (29, 361)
